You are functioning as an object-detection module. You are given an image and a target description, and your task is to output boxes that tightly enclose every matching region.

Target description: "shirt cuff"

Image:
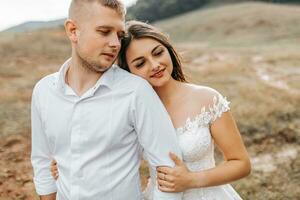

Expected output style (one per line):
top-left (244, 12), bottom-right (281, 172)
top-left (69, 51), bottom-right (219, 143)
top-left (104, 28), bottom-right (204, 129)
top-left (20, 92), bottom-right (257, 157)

top-left (34, 177), bottom-right (57, 195)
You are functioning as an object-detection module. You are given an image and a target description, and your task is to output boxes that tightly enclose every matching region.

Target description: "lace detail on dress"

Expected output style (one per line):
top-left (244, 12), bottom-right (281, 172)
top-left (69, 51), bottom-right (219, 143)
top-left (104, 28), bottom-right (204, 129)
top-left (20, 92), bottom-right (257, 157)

top-left (210, 94), bottom-right (230, 122)
top-left (177, 94), bottom-right (230, 135)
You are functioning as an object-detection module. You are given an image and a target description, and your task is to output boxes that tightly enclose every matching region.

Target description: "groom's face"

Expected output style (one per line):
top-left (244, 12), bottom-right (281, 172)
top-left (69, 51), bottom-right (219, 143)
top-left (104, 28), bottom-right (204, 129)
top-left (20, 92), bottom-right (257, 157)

top-left (75, 2), bottom-right (125, 72)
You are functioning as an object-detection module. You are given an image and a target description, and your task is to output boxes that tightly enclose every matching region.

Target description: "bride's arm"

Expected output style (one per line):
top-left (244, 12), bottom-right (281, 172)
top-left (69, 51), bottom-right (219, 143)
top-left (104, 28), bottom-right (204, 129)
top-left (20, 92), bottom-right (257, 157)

top-left (190, 111), bottom-right (251, 188)
top-left (157, 111), bottom-right (251, 192)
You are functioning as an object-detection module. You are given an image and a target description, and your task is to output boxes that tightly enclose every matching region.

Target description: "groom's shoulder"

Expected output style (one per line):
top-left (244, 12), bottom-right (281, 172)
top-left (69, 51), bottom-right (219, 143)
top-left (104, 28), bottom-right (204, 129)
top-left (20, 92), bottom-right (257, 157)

top-left (113, 65), bottom-right (151, 90)
top-left (32, 72), bottom-right (59, 95)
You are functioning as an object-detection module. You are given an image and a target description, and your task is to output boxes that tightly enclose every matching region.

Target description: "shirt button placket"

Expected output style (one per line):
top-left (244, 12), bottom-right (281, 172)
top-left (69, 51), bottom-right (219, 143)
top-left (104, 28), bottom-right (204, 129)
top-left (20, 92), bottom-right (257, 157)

top-left (70, 101), bottom-right (82, 200)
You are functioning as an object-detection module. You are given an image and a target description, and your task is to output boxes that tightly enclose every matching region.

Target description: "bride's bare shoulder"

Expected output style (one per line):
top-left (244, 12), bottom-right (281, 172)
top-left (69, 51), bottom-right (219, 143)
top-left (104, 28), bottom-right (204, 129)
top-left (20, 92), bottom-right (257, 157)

top-left (185, 83), bottom-right (221, 97)
top-left (184, 83), bottom-right (223, 107)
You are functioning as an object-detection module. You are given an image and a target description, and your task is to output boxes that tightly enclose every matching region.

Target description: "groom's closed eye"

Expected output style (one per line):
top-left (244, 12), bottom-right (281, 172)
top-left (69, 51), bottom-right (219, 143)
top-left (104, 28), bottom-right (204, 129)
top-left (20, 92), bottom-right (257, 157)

top-left (95, 26), bottom-right (125, 40)
top-left (98, 30), bottom-right (110, 35)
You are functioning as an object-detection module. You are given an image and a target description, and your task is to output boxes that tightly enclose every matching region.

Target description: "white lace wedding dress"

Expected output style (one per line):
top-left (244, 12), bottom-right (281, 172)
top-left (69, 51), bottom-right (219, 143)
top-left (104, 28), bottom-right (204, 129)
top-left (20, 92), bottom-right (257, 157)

top-left (143, 92), bottom-right (243, 200)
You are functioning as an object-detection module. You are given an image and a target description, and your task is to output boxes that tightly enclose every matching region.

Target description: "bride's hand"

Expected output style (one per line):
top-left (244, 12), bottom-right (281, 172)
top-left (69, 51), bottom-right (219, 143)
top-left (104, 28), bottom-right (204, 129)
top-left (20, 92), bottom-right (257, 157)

top-left (156, 152), bottom-right (194, 192)
top-left (50, 160), bottom-right (59, 180)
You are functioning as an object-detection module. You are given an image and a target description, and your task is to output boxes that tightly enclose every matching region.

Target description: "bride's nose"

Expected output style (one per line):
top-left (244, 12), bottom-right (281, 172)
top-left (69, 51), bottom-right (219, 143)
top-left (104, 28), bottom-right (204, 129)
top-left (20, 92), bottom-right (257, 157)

top-left (149, 59), bottom-right (160, 71)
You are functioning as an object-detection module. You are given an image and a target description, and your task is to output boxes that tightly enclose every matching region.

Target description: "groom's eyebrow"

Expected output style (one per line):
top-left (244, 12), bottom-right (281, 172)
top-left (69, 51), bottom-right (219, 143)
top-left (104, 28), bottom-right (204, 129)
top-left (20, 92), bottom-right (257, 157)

top-left (131, 45), bottom-right (161, 64)
top-left (95, 25), bottom-right (114, 30)
top-left (95, 25), bottom-right (125, 32)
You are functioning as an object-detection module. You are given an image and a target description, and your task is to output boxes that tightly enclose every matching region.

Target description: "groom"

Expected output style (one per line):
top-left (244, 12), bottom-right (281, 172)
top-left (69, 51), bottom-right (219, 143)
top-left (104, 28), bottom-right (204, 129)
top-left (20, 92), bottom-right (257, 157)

top-left (31, 0), bottom-right (182, 200)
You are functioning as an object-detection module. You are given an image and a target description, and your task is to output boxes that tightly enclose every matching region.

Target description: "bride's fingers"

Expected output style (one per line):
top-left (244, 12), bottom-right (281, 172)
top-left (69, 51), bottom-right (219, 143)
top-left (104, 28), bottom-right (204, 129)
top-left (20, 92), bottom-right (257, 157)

top-left (50, 165), bottom-right (57, 173)
top-left (51, 171), bottom-right (57, 179)
top-left (157, 166), bottom-right (172, 174)
top-left (157, 172), bottom-right (174, 182)
top-left (51, 160), bottom-right (57, 165)
top-left (51, 168), bottom-right (57, 175)
top-left (158, 184), bottom-right (175, 193)
top-left (52, 170), bottom-right (59, 180)
top-left (54, 172), bottom-right (59, 180)
top-left (157, 172), bottom-right (165, 180)
top-left (157, 179), bottom-right (174, 189)
top-left (50, 164), bottom-right (59, 180)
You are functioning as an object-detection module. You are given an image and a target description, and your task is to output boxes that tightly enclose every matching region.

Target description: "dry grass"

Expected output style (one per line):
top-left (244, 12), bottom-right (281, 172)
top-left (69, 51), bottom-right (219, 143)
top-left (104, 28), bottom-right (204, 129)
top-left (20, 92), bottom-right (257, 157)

top-left (0, 2), bottom-right (299, 200)
top-left (155, 2), bottom-right (300, 47)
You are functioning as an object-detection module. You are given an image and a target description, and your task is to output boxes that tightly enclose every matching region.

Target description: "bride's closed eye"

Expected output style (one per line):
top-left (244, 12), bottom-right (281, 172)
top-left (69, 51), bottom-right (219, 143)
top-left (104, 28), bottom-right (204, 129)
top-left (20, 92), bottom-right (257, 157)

top-left (135, 59), bottom-right (145, 68)
top-left (134, 48), bottom-right (164, 68)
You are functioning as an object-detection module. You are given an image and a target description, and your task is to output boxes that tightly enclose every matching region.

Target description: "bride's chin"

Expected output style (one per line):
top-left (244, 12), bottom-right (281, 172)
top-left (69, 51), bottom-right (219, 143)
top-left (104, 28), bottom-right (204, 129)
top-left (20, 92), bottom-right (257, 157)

top-left (154, 79), bottom-right (169, 87)
top-left (152, 82), bottom-right (166, 88)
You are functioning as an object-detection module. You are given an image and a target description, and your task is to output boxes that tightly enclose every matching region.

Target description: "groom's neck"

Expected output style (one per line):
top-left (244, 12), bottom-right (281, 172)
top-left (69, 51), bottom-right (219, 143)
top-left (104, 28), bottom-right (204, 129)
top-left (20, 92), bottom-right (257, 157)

top-left (66, 58), bottom-right (103, 96)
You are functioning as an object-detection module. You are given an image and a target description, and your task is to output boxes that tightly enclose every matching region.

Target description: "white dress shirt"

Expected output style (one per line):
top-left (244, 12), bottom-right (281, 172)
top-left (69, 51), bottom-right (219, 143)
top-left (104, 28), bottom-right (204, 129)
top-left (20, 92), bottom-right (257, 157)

top-left (31, 59), bottom-right (183, 200)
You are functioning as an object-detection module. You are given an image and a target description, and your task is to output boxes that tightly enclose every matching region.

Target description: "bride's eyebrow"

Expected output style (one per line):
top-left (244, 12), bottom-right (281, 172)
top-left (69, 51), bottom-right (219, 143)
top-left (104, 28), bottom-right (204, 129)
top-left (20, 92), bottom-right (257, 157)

top-left (131, 45), bottom-right (162, 64)
top-left (131, 56), bottom-right (144, 64)
top-left (152, 45), bottom-right (162, 53)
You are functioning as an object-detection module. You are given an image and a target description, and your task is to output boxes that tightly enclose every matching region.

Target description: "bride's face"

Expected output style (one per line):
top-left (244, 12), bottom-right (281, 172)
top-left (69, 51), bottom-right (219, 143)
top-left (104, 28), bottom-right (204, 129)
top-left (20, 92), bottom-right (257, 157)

top-left (125, 37), bottom-right (173, 88)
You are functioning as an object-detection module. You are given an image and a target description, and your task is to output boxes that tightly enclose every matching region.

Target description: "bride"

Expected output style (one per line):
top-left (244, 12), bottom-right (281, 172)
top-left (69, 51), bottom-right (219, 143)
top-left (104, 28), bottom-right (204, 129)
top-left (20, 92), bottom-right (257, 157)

top-left (51, 20), bottom-right (251, 199)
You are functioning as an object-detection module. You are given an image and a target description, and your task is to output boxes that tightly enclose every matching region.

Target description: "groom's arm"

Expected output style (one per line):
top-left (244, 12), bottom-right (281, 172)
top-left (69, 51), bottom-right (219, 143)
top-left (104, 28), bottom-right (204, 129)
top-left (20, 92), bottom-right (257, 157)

top-left (40, 193), bottom-right (56, 200)
top-left (133, 79), bottom-right (183, 200)
top-left (31, 86), bottom-right (57, 197)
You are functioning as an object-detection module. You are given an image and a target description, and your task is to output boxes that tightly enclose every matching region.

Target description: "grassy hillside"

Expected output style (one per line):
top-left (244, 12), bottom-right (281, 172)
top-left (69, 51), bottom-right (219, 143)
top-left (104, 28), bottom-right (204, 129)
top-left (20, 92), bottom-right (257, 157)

top-left (2, 19), bottom-right (65, 33)
top-left (0, 2), bottom-right (299, 200)
top-left (155, 2), bottom-right (300, 47)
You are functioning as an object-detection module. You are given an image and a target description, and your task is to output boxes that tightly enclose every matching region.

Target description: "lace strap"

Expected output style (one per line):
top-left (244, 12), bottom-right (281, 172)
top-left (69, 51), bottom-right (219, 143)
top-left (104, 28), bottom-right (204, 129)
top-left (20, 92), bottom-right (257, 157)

top-left (176, 93), bottom-right (231, 135)
top-left (209, 94), bottom-right (230, 123)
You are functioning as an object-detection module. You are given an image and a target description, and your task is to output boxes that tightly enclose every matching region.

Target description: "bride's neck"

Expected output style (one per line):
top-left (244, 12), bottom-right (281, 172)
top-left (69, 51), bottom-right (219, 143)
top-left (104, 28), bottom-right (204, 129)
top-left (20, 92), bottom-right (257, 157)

top-left (154, 78), bottom-right (182, 106)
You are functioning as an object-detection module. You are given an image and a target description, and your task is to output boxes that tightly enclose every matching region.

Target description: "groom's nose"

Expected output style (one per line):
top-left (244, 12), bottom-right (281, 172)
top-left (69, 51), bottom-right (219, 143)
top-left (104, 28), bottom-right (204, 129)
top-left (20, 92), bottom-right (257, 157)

top-left (108, 33), bottom-right (121, 49)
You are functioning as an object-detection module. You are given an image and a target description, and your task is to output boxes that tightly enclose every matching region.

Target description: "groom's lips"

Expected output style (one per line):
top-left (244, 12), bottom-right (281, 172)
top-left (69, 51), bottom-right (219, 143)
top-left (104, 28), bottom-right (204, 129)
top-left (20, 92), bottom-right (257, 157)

top-left (102, 53), bottom-right (116, 59)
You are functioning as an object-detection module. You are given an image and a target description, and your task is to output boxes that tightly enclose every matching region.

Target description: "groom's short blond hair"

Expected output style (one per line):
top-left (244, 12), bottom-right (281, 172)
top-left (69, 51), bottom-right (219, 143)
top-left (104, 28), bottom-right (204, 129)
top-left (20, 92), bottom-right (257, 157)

top-left (69, 0), bottom-right (126, 20)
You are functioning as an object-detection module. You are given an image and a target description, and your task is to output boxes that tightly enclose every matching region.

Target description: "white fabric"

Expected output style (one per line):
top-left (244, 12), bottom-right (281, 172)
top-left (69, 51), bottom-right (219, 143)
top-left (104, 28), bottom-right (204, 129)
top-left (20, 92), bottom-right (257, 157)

top-left (31, 59), bottom-right (183, 200)
top-left (143, 92), bottom-right (243, 200)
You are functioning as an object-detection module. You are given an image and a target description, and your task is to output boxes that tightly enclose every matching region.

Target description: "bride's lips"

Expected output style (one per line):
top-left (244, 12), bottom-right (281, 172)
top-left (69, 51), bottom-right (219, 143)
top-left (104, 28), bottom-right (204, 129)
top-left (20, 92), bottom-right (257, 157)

top-left (150, 68), bottom-right (166, 79)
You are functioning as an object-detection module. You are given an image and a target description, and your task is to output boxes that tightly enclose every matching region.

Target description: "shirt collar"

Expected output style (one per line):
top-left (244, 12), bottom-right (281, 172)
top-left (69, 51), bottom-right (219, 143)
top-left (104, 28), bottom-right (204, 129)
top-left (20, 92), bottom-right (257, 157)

top-left (54, 58), bottom-right (115, 93)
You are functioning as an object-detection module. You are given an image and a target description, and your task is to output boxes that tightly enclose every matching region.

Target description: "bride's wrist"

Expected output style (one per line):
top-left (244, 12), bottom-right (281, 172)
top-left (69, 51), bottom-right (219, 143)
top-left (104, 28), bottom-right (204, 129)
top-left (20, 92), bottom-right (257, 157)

top-left (188, 171), bottom-right (200, 189)
top-left (191, 171), bottom-right (206, 188)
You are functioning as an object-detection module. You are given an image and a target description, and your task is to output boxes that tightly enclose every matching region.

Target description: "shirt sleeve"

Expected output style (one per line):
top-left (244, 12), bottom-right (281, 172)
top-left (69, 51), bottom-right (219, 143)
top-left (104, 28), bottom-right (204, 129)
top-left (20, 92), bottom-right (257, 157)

top-left (31, 86), bottom-right (57, 195)
top-left (133, 79), bottom-right (183, 200)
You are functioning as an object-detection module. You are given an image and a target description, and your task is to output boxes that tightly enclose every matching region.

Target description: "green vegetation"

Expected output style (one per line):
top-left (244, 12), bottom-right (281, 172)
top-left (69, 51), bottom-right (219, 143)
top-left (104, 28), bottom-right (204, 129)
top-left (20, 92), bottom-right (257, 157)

top-left (128, 0), bottom-right (300, 22)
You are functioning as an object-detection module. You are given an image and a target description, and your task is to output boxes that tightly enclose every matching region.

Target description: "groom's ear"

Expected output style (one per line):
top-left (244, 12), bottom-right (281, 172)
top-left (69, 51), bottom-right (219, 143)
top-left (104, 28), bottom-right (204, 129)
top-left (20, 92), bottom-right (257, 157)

top-left (64, 19), bottom-right (78, 43)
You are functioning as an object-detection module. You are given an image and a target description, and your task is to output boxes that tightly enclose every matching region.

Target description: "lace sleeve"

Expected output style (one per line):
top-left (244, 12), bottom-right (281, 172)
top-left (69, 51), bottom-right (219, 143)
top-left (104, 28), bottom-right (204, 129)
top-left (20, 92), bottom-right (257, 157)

top-left (209, 93), bottom-right (230, 123)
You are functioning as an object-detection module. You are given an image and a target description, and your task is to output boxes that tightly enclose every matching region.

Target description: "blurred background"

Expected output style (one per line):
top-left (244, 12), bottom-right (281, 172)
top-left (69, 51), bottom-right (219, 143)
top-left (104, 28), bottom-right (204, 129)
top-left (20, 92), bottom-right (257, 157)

top-left (0, 0), bottom-right (299, 199)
